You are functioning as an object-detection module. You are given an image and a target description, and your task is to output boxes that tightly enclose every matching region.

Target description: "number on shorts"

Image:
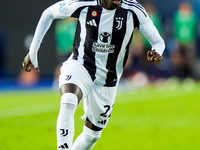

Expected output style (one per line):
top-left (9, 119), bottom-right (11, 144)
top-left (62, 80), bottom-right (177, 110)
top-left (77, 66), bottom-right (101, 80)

top-left (100, 105), bottom-right (114, 117)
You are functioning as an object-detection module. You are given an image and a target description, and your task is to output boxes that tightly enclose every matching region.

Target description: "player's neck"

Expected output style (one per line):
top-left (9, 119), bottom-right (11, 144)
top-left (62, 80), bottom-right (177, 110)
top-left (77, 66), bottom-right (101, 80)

top-left (100, 0), bottom-right (121, 10)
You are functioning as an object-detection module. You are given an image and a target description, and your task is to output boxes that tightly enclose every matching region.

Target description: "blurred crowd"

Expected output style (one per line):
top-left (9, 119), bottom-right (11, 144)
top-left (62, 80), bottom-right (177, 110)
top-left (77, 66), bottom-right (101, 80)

top-left (121, 1), bottom-right (200, 89)
top-left (0, 1), bottom-right (200, 88)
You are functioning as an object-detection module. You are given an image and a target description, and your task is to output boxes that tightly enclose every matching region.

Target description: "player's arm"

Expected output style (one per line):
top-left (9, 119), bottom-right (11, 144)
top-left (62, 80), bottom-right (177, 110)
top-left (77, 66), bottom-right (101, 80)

top-left (139, 15), bottom-right (165, 64)
top-left (22, 1), bottom-right (70, 72)
top-left (22, 5), bottom-right (55, 72)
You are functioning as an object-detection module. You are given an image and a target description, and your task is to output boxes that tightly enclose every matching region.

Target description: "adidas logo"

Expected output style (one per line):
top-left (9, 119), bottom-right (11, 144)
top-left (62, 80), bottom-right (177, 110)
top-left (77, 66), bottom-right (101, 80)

top-left (87, 19), bottom-right (97, 27)
top-left (98, 120), bottom-right (107, 125)
top-left (58, 143), bottom-right (69, 149)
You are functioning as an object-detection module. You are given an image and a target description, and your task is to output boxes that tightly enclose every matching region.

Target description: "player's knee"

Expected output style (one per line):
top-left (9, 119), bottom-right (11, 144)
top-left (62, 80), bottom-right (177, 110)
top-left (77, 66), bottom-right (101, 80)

top-left (61, 93), bottom-right (78, 106)
top-left (83, 125), bottom-right (102, 142)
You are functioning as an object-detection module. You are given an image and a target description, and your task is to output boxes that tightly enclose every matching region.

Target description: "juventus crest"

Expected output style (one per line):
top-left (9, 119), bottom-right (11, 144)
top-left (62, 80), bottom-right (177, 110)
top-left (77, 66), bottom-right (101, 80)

top-left (116, 17), bottom-right (123, 30)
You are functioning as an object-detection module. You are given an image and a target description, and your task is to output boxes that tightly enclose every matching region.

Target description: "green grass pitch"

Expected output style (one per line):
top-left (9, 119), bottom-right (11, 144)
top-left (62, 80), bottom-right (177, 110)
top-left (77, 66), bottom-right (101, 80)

top-left (0, 82), bottom-right (200, 150)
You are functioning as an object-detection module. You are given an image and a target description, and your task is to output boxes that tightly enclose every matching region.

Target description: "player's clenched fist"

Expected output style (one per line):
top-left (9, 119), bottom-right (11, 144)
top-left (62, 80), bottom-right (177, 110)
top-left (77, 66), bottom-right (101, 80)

top-left (147, 49), bottom-right (163, 64)
top-left (22, 53), bottom-right (39, 72)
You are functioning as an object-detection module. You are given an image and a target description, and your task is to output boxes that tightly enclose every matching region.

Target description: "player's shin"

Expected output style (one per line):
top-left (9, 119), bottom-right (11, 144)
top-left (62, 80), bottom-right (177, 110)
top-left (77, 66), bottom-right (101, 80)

top-left (56, 93), bottom-right (78, 150)
top-left (71, 125), bottom-right (102, 150)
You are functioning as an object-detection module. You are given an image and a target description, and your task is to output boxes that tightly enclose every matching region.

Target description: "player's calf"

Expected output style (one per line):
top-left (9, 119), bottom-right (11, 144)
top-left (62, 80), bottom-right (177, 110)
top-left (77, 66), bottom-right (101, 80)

top-left (71, 125), bottom-right (102, 150)
top-left (57, 93), bottom-right (78, 149)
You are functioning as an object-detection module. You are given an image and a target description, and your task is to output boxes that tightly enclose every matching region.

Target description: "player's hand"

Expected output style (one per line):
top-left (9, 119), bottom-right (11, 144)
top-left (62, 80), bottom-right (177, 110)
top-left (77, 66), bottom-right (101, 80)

top-left (22, 53), bottom-right (39, 72)
top-left (147, 49), bottom-right (163, 64)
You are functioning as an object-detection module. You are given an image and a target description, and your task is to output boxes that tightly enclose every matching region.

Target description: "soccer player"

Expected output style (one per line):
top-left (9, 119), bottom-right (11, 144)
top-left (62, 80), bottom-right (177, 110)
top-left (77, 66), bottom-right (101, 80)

top-left (22, 0), bottom-right (165, 149)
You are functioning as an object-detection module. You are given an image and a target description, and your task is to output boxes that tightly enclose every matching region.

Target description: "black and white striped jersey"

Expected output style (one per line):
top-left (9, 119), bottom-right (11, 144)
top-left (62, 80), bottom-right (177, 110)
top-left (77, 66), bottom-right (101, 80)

top-left (29, 0), bottom-right (165, 87)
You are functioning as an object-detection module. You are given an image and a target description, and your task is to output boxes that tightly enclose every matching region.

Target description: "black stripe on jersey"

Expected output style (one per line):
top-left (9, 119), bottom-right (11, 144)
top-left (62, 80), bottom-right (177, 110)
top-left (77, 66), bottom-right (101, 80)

top-left (71, 6), bottom-right (87, 60)
top-left (83, 5), bottom-right (102, 81)
top-left (123, 32), bottom-right (133, 68)
top-left (122, 0), bottom-right (147, 17)
top-left (105, 7), bottom-right (128, 87)
top-left (72, 21), bottom-right (81, 60)
top-left (71, 6), bottom-right (87, 18)
top-left (129, 10), bottom-right (139, 29)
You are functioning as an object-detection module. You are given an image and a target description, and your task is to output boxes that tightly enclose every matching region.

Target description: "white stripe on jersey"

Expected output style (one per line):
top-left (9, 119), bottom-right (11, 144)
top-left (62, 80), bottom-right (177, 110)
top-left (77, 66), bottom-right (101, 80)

top-left (77, 7), bottom-right (88, 64)
top-left (116, 11), bottom-right (134, 79)
top-left (94, 9), bottom-right (116, 85)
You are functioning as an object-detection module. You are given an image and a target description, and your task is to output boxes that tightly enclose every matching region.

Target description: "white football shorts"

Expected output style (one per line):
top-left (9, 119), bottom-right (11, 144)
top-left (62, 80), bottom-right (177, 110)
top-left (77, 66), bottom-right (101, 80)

top-left (59, 58), bottom-right (118, 128)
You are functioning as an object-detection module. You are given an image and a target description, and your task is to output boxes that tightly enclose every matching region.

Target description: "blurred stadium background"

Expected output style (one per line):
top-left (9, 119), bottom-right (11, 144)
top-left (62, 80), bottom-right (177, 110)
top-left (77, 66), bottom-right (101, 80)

top-left (0, 0), bottom-right (200, 88)
top-left (0, 0), bottom-right (200, 149)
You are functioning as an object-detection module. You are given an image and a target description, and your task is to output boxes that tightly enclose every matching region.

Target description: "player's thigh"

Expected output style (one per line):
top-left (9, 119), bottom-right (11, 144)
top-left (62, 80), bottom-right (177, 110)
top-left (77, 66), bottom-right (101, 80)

top-left (83, 84), bottom-right (118, 129)
top-left (59, 58), bottom-right (92, 99)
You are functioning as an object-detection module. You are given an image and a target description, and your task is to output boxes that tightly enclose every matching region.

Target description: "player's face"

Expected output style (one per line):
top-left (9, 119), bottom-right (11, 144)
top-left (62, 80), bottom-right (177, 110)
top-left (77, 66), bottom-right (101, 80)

top-left (101, 0), bottom-right (121, 10)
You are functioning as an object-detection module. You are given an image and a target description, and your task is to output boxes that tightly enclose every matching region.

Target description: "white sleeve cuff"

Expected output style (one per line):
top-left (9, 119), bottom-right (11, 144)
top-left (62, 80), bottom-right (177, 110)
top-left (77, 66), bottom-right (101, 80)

top-left (151, 38), bottom-right (165, 56)
top-left (29, 41), bottom-right (40, 68)
top-left (140, 20), bottom-right (165, 56)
